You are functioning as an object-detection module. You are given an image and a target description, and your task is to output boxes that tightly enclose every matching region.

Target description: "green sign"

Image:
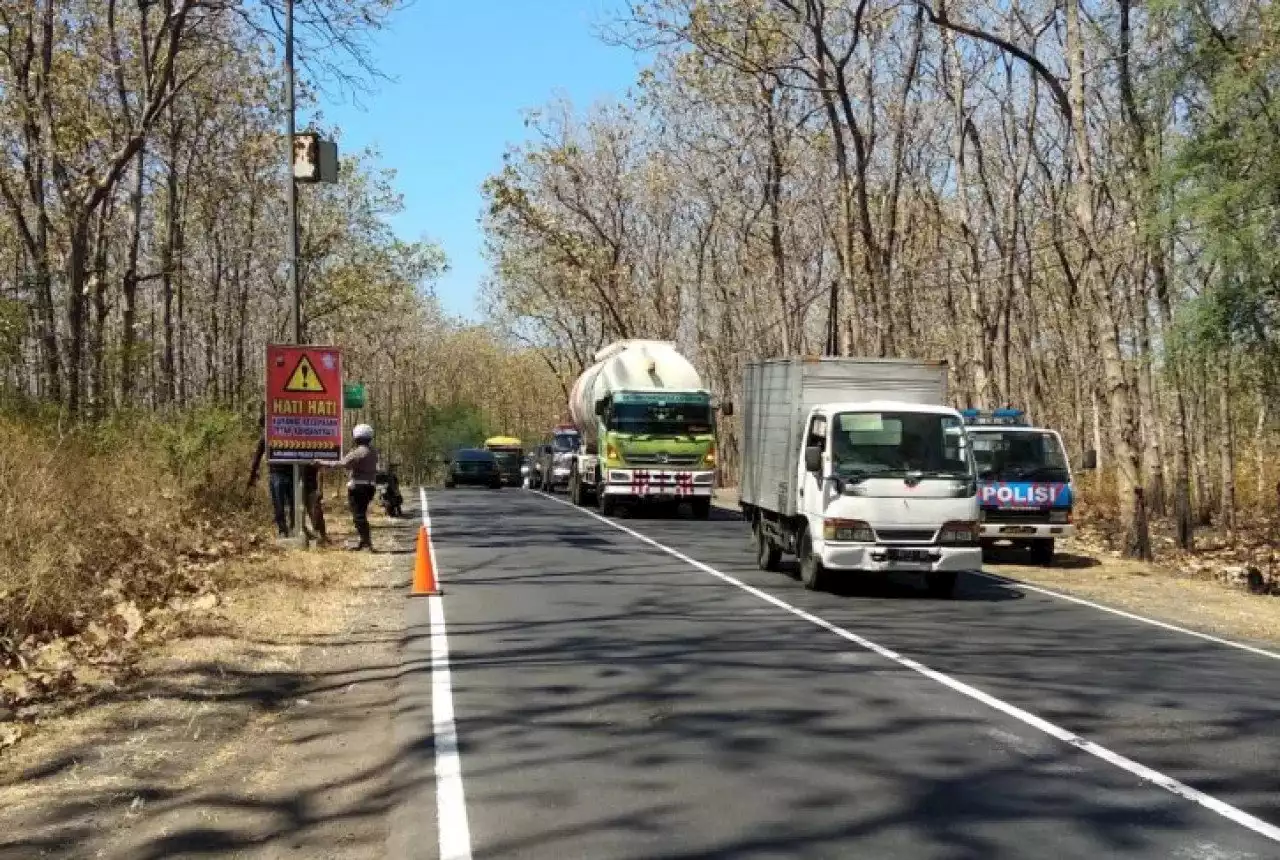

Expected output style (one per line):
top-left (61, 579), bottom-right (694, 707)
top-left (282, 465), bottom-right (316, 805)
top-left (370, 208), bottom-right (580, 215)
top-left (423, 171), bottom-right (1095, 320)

top-left (344, 382), bottom-right (366, 409)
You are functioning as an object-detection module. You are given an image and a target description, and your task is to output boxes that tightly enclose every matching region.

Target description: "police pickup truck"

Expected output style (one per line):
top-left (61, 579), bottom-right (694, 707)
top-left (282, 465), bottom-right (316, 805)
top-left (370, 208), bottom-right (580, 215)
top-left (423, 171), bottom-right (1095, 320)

top-left (961, 408), bottom-right (1093, 566)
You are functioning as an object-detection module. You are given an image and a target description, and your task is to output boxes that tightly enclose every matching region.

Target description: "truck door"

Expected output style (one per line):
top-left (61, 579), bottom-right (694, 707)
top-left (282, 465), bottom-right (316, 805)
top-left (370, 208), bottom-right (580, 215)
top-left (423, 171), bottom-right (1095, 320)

top-left (797, 413), bottom-right (829, 520)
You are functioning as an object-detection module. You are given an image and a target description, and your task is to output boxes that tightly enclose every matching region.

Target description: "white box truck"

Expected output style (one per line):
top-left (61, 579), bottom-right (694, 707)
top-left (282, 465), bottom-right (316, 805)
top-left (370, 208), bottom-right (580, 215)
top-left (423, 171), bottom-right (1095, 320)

top-left (738, 357), bottom-right (982, 597)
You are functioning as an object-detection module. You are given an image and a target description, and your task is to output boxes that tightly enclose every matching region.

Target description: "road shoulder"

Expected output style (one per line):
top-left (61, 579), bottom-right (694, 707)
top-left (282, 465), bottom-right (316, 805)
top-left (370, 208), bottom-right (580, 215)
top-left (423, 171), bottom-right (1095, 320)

top-left (0, 514), bottom-right (415, 860)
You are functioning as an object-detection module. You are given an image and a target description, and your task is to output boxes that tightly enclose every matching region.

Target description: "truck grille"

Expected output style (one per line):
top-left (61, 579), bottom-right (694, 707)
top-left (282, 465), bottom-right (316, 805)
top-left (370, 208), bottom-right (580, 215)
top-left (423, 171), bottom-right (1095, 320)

top-left (983, 509), bottom-right (1049, 523)
top-left (875, 528), bottom-right (937, 543)
top-left (626, 454), bottom-right (701, 467)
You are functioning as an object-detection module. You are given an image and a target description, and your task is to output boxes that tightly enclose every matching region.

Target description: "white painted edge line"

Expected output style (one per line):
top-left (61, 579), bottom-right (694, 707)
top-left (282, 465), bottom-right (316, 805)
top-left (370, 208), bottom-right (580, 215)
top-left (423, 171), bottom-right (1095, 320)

top-left (420, 487), bottom-right (474, 860)
top-left (972, 570), bottom-right (1280, 663)
top-left (533, 490), bottom-right (1280, 845)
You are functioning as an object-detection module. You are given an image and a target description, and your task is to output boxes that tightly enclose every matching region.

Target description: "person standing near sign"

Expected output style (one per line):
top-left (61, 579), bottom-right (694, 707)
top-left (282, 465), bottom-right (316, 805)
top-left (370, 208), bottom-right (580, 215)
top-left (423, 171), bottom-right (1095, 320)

top-left (320, 423), bottom-right (378, 551)
top-left (249, 412), bottom-right (295, 538)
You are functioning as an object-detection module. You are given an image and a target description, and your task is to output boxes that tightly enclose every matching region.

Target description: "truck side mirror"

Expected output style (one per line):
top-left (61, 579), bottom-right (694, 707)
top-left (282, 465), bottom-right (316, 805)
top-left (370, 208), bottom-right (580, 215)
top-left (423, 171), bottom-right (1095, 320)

top-left (1081, 449), bottom-right (1098, 471)
top-left (804, 445), bottom-right (822, 474)
top-left (594, 400), bottom-right (606, 417)
top-left (720, 401), bottom-right (734, 417)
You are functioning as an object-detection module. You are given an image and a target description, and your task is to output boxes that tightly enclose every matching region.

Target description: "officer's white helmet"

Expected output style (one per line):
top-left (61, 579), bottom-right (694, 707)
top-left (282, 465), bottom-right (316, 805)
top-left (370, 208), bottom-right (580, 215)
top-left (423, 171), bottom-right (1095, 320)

top-left (353, 423), bottom-right (374, 442)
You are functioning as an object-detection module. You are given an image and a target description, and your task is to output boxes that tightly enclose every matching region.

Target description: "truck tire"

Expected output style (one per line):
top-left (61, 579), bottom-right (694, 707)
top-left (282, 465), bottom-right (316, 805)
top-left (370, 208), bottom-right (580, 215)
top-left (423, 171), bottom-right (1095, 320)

top-left (598, 491), bottom-right (615, 517)
top-left (691, 498), bottom-right (711, 520)
top-left (926, 571), bottom-right (958, 599)
top-left (754, 521), bottom-right (781, 572)
top-left (799, 532), bottom-right (827, 592)
top-left (1029, 539), bottom-right (1054, 566)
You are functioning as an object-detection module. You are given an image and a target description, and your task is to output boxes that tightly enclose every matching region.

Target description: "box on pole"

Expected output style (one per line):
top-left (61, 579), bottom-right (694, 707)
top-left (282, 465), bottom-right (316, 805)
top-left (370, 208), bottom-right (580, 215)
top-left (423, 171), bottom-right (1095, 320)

top-left (266, 345), bottom-right (344, 463)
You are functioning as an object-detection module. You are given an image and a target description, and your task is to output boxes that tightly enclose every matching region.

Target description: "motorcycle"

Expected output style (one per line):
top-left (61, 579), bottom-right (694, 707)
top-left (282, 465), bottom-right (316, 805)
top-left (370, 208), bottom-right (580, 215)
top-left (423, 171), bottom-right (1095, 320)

top-left (377, 468), bottom-right (404, 518)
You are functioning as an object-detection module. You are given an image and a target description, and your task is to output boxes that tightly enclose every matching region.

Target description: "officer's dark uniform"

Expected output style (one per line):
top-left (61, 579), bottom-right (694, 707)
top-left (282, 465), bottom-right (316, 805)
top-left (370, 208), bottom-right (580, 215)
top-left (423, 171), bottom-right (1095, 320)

top-left (328, 439), bottom-right (378, 550)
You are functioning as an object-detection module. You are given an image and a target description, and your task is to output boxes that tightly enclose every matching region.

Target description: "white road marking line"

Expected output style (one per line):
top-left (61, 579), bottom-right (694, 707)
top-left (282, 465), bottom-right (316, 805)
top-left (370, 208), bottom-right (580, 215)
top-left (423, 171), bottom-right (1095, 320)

top-left (534, 491), bottom-right (1280, 845)
top-left (420, 487), bottom-right (473, 860)
top-left (972, 570), bottom-right (1280, 662)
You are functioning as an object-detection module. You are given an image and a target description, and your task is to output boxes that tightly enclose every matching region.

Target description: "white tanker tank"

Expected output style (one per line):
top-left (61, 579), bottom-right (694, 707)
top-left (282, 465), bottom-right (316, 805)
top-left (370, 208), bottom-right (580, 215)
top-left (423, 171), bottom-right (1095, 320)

top-left (565, 339), bottom-right (717, 518)
top-left (568, 340), bottom-right (705, 446)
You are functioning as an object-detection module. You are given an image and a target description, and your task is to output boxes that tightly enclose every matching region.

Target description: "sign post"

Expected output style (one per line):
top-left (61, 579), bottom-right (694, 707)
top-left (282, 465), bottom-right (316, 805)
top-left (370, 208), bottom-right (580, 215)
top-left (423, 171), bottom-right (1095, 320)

top-left (266, 343), bottom-right (344, 470)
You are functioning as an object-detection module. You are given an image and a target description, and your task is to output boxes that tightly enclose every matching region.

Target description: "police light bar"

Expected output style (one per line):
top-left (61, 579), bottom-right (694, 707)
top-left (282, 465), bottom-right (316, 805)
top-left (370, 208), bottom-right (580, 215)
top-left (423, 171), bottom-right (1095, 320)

top-left (961, 408), bottom-right (1027, 426)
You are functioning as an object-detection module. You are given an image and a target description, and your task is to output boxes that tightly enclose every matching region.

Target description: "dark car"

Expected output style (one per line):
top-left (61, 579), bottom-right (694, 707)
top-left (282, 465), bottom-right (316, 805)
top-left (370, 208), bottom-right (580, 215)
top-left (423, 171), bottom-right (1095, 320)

top-left (445, 449), bottom-right (502, 489)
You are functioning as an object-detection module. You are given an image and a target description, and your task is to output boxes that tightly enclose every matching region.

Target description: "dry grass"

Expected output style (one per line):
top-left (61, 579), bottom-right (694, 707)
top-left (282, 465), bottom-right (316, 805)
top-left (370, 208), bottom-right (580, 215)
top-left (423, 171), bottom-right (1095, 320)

top-left (0, 409), bottom-right (260, 650)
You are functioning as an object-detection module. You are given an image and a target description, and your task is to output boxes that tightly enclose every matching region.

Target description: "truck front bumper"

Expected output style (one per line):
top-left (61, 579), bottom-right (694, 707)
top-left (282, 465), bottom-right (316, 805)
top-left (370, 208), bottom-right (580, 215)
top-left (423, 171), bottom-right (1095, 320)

top-left (980, 523), bottom-right (1075, 541)
top-left (819, 543), bottom-right (981, 574)
top-left (601, 468), bottom-right (715, 498)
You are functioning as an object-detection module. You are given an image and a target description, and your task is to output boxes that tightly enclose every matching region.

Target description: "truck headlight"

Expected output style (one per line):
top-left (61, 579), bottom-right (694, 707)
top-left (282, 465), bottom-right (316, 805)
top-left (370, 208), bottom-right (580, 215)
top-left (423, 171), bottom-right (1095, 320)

top-left (938, 521), bottom-right (978, 545)
top-left (823, 518), bottom-right (874, 542)
top-left (1049, 509), bottom-right (1071, 524)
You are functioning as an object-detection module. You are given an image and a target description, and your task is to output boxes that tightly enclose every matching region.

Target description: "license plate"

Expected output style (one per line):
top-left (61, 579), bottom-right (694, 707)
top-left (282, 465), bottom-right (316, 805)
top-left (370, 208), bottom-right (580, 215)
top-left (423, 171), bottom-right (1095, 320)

top-left (887, 548), bottom-right (933, 563)
top-left (1000, 526), bottom-right (1037, 535)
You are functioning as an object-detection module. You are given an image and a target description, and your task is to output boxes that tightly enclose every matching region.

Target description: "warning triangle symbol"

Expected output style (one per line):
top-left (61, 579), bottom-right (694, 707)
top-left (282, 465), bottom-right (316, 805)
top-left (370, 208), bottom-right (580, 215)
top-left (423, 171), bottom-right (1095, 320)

top-left (284, 355), bottom-right (326, 392)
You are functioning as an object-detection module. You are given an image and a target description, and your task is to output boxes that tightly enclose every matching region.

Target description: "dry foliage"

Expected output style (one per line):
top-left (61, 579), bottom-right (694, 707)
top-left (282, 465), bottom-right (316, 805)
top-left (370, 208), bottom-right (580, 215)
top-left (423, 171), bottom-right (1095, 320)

top-left (0, 409), bottom-right (268, 726)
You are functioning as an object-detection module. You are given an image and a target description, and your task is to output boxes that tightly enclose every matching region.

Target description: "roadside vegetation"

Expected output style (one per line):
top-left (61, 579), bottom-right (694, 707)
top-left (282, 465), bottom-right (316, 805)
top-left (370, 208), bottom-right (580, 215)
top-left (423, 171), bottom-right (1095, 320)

top-left (0, 0), bottom-right (563, 749)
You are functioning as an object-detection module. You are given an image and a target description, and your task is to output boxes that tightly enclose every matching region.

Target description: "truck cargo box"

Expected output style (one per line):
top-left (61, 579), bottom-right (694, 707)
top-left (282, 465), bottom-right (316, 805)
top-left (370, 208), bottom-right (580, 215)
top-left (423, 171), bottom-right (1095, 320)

top-left (740, 358), bottom-right (950, 517)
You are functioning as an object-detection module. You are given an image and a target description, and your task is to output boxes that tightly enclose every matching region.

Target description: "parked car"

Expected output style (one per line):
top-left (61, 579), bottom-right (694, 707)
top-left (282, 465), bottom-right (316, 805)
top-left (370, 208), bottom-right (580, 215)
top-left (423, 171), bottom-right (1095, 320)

top-left (444, 449), bottom-right (502, 489)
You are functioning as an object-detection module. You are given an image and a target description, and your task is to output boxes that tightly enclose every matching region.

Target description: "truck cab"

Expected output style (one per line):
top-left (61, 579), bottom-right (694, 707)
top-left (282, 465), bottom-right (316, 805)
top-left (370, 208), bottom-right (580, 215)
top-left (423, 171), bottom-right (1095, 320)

top-left (788, 401), bottom-right (981, 596)
top-left (960, 409), bottom-right (1083, 566)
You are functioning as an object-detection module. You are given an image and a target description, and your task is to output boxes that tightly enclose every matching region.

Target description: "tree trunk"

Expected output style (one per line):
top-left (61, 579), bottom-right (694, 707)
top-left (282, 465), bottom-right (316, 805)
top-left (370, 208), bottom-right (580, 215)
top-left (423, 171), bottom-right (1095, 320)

top-left (1218, 352), bottom-right (1236, 534)
top-left (1065, 0), bottom-right (1145, 557)
top-left (64, 215), bottom-right (90, 416)
top-left (121, 146), bottom-right (145, 406)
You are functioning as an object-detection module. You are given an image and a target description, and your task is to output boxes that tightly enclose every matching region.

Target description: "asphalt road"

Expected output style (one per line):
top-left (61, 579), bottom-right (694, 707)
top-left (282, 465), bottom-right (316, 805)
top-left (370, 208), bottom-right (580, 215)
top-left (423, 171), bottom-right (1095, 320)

top-left (393, 487), bottom-right (1280, 860)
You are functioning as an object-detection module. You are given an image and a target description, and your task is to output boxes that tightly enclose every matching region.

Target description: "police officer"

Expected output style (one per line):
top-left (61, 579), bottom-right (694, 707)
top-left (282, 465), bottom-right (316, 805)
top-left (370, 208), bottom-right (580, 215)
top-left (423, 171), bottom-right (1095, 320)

top-left (321, 423), bottom-right (379, 551)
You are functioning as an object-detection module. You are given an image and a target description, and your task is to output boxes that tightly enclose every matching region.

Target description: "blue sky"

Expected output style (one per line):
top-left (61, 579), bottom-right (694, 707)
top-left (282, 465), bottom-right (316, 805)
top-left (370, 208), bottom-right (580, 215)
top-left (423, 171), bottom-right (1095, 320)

top-left (320, 0), bottom-right (644, 320)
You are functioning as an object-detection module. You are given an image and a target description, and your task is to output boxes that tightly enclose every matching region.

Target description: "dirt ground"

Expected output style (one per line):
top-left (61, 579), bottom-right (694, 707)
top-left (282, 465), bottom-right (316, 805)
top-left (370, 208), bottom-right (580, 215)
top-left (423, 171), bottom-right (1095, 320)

top-left (0, 511), bottom-right (415, 860)
top-left (713, 489), bottom-right (1280, 650)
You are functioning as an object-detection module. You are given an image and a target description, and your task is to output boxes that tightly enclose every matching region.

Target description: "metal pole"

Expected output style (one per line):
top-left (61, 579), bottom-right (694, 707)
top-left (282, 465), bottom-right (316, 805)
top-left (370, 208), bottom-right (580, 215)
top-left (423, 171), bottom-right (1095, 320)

top-left (285, 0), bottom-right (307, 546)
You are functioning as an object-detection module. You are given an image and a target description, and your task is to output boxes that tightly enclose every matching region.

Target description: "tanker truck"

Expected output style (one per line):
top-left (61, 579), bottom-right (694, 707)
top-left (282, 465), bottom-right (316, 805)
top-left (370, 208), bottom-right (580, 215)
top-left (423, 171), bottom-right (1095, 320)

top-left (567, 340), bottom-right (719, 518)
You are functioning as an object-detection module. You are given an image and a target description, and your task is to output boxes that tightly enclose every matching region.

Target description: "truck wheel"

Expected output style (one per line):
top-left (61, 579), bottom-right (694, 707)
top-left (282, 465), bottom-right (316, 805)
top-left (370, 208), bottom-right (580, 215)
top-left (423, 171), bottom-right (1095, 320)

top-left (926, 571), bottom-right (958, 599)
top-left (691, 498), bottom-right (711, 520)
top-left (598, 492), bottom-right (615, 517)
top-left (754, 521), bottom-right (781, 572)
top-left (799, 532), bottom-right (827, 592)
top-left (1029, 539), bottom-right (1054, 566)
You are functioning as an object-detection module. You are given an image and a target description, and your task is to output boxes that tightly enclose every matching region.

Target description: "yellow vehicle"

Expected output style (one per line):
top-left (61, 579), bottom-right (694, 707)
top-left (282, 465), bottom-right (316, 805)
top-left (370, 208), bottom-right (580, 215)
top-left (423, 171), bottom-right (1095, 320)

top-left (483, 436), bottom-right (524, 486)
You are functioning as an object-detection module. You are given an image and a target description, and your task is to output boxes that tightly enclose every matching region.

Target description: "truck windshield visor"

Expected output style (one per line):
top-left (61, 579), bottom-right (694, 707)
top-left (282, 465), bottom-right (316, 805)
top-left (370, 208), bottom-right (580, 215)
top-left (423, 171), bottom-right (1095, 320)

top-left (609, 402), bottom-right (712, 435)
top-left (830, 411), bottom-right (971, 479)
top-left (971, 430), bottom-right (1069, 482)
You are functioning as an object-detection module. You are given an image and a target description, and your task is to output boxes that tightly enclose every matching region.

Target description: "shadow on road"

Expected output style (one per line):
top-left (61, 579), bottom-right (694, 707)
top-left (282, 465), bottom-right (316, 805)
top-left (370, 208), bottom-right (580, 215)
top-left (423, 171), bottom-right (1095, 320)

top-left (401, 490), bottom-right (1280, 858)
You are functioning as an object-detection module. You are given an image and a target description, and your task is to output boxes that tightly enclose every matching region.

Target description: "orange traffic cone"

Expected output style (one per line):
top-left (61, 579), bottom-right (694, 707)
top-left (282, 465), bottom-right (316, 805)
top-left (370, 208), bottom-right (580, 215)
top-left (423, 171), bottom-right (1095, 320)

top-left (411, 524), bottom-right (441, 596)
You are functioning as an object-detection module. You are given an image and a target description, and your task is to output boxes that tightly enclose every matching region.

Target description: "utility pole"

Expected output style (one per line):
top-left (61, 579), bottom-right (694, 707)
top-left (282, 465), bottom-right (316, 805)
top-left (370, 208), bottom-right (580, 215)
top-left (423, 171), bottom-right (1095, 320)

top-left (285, 0), bottom-right (307, 547)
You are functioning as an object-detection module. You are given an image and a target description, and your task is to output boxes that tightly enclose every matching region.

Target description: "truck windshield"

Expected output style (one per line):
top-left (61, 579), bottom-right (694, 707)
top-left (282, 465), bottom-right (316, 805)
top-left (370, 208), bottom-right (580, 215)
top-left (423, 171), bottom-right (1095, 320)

top-left (552, 433), bottom-right (579, 452)
top-left (491, 450), bottom-right (521, 469)
top-left (830, 411), bottom-right (971, 479)
top-left (609, 402), bottom-right (713, 435)
top-left (971, 430), bottom-right (1069, 482)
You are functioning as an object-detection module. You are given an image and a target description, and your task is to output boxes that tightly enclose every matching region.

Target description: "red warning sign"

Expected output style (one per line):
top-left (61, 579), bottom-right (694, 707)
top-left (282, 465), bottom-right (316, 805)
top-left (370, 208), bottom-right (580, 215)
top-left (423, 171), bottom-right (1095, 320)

top-left (266, 344), bottom-right (343, 462)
